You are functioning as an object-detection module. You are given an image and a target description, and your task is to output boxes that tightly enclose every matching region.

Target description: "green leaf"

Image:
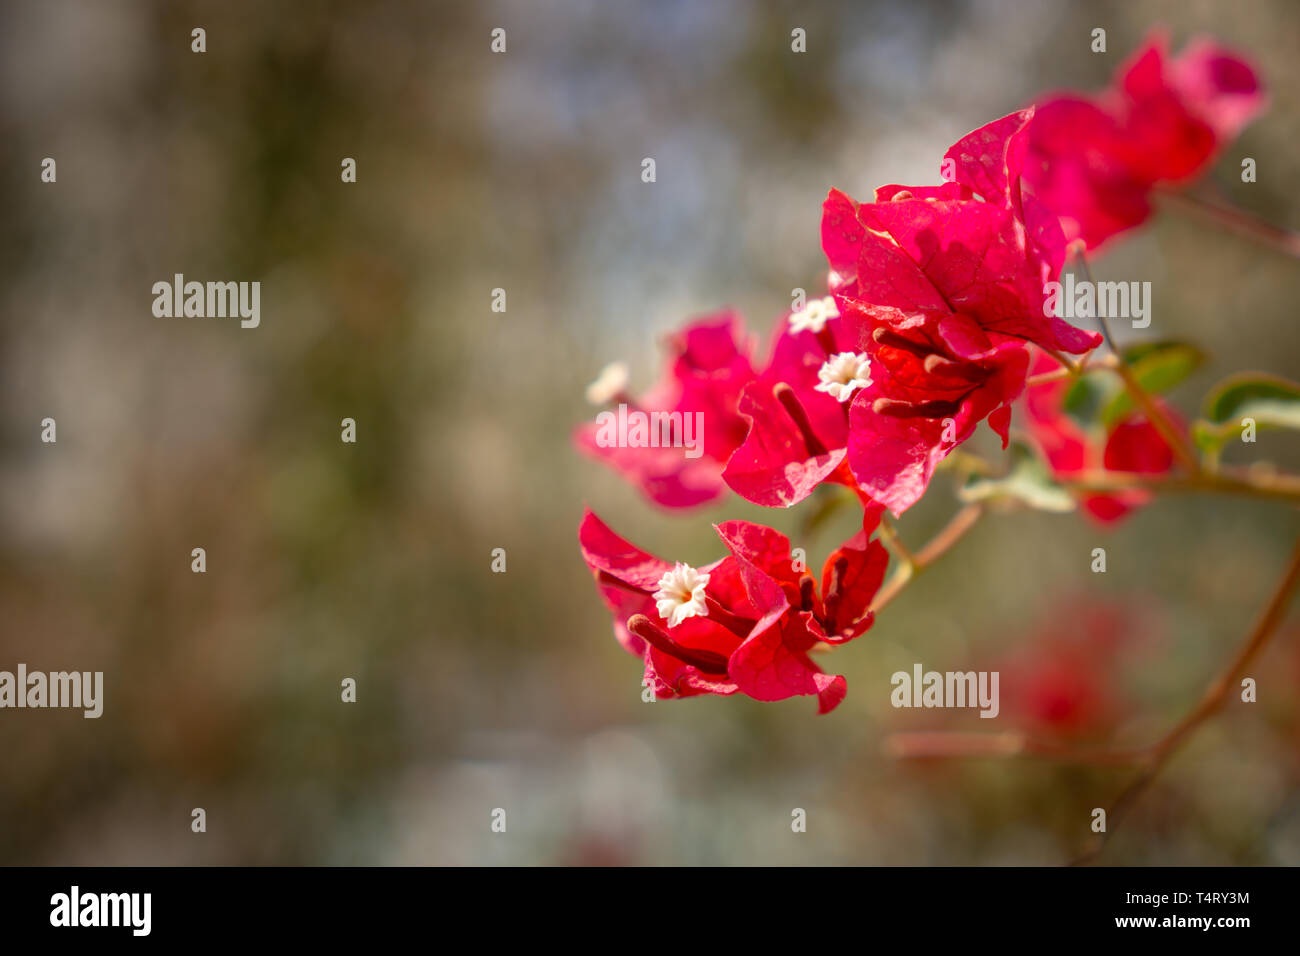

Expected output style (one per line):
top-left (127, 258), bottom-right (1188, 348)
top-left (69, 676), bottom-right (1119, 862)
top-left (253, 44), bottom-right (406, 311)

top-left (1192, 419), bottom-right (1227, 454)
top-left (959, 441), bottom-right (1076, 513)
top-left (1203, 372), bottom-right (1300, 426)
top-left (1122, 340), bottom-right (1189, 366)
top-left (1193, 373), bottom-right (1300, 454)
top-left (1062, 374), bottom-right (1116, 430)
top-left (1101, 342), bottom-right (1204, 427)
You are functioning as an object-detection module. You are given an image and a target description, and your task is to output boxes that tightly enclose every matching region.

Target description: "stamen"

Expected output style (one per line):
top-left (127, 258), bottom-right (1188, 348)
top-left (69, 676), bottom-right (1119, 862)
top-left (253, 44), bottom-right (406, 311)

top-left (923, 354), bottom-right (986, 381)
top-left (798, 574), bottom-right (817, 613)
top-left (774, 383), bottom-right (829, 457)
top-left (823, 557), bottom-right (848, 628)
top-left (872, 397), bottom-right (963, 419)
top-left (627, 614), bottom-right (731, 675)
top-left (597, 571), bottom-right (647, 597)
top-left (703, 595), bottom-right (757, 637)
top-left (872, 326), bottom-right (932, 358)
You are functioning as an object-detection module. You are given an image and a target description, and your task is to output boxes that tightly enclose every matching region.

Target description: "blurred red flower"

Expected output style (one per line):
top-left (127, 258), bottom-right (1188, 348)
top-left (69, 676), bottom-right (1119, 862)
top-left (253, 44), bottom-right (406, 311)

top-left (1023, 32), bottom-right (1265, 251)
top-left (575, 310), bottom-right (757, 509)
top-left (1022, 349), bottom-right (1180, 523)
top-left (996, 602), bottom-right (1138, 740)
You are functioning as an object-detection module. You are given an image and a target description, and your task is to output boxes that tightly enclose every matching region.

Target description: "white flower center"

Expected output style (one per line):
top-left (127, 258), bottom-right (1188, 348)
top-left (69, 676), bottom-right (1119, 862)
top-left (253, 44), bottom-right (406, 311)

top-left (653, 563), bottom-right (710, 628)
top-left (788, 296), bottom-right (839, 335)
top-left (585, 361), bottom-right (629, 405)
top-left (815, 352), bottom-right (872, 403)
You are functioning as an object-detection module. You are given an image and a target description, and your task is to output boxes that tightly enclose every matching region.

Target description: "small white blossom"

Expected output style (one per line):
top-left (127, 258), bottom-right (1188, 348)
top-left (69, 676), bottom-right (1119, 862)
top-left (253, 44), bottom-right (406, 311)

top-left (815, 352), bottom-right (872, 403)
top-left (788, 296), bottom-right (839, 335)
top-left (584, 361), bottom-right (629, 405)
top-left (653, 563), bottom-right (710, 628)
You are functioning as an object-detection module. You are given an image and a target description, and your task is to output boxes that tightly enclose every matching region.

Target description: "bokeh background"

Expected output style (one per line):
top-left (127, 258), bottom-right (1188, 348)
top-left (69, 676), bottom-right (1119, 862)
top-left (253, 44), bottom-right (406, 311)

top-left (2, 0), bottom-right (1299, 865)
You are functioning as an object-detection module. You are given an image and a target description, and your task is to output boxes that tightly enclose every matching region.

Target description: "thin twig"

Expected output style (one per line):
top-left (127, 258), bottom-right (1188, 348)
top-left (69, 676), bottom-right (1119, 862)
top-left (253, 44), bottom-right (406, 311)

top-left (1060, 467), bottom-right (1300, 505)
top-left (1025, 353), bottom-right (1119, 387)
top-left (1074, 250), bottom-right (1203, 474)
top-left (1157, 188), bottom-right (1300, 259)
top-left (877, 516), bottom-right (917, 569)
top-left (869, 504), bottom-right (984, 614)
top-left (1040, 347), bottom-right (1080, 376)
top-left (938, 449), bottom-right (999, 478)
top-left (880, 533), bottom-right (1300, 864)
top-left (1072, 531), bottom-right (1300, 864)
top-left (884, 731), bottom-right (1145, 768)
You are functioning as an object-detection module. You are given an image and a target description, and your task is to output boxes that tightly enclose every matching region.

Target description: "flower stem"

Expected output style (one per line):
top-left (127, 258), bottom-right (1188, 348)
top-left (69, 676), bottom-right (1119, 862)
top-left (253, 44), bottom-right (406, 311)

top-left (938, 449), bottom-right (999, 478)
top-left (1072, 531), bottom-right (1300, 864)
top-left (883, 731), bottom-right (1143, 768)
top-left (877, 516), bottom-right (917, 569)
top-left (1073, 250), bottom-right (1203, 474)
top-left (1061, 467), bottom-right (1300, 505)
top-left (869, 504), bottom-right (983, 614)
top-left (1157, 188), bottom-right (1300, 259)
top-left (881, 533), bottom-right (1300, 863)
top-left (1040, 347), bottom-right (1080, 376)
top-left (1024, 353), bottom-right (1118, 387)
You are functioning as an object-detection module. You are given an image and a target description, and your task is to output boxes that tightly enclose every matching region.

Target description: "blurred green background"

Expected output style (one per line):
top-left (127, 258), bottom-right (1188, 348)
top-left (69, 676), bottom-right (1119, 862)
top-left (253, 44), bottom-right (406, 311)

top-left (2, 0), bottom-right (1299, 865)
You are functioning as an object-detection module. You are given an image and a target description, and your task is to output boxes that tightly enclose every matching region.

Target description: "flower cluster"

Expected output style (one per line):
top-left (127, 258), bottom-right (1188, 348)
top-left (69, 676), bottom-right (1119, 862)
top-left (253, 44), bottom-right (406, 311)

top-left (576, 33), bottom-right (1264, 713)
top-left (1024, 32), bottom-right (1264, 251)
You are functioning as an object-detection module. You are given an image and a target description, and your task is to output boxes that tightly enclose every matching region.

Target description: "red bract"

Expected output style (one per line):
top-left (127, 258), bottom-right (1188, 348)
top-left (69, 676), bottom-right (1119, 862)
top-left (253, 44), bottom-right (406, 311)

top-left (578, 506), bottom-right (888, 713)
top-left (1003, 645), bottom-right (1117, 740)
top-left (825, 110), bottom-right (1101, 357)
top-left (1022, 349), bottom-right (1179, 523)
top-left (844, 306), bottom-right (1031, 515)
top-left (821, 110), bottom-right (1102, 515)
top-left (574, 311), bottom-right (757, 509)
top-left (1023, 32), bottom-right (1265, 251)
top-left (996, 602), bottom-right (1136, 740)
top-left (722, 304), bottom-right (870, 508)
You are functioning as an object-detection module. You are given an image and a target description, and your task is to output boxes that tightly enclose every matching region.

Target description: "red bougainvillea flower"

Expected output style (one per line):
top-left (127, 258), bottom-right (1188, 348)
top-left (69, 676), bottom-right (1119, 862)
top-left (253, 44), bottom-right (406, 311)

top-left (826, 109), bottom-right (1099, 356)
top-left (574, 310), bottom-right (757, 509)
top-left (844, 305), bottom-right (1032, 515)
top-left (722, 299), bottom-right (875, 508)
top-left (820, 110), bottom-right (1100, 515)
top-left (995, 602), bottom-right (1137, 740)
top-left (578, 505), bottom-right (888, 713)
top-left (1022, 349), bottom-right (1180, 523)
top-left (1023, 32), bottom-right (1265, 251)
top-left (1002, 641), bottom-right (1118, 740)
